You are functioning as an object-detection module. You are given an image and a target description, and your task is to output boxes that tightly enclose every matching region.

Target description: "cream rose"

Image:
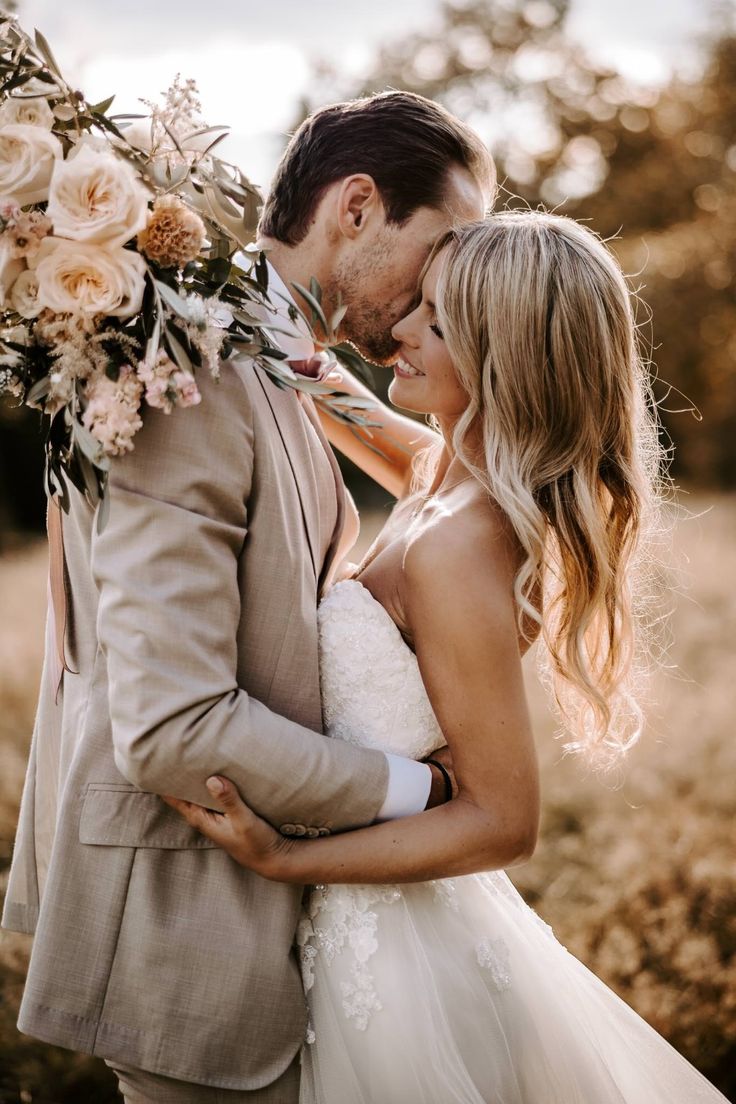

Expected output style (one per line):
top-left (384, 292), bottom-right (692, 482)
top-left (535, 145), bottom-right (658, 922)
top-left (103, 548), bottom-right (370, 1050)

top-left (47, 143), bottom-right (150, 247)
top-left (0, 96), bottom-right (55, 129)
top-left (10, 267), bottom-right (42, 318)
top-left (0, 241), bottom-right (24, 309)
top-left (0, 123), bottom-right (62, 205)
top-left (34, 237), bottom-right (146, 318)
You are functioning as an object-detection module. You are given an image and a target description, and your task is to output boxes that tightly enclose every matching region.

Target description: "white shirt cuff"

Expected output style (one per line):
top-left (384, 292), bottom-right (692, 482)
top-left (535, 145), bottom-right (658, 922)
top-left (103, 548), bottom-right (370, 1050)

top-left (375, 754), bottom-right (432, 822)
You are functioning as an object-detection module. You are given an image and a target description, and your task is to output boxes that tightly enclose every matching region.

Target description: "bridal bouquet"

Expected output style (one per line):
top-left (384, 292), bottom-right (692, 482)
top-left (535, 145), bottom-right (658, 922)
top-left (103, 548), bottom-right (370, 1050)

top-left (0, 16), bottom-right (375, 526)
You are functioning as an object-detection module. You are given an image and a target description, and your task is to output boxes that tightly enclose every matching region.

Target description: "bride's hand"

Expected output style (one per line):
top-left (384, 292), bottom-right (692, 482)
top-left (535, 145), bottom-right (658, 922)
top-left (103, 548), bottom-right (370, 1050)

top-left (162, 777), bottom-right (295, 879)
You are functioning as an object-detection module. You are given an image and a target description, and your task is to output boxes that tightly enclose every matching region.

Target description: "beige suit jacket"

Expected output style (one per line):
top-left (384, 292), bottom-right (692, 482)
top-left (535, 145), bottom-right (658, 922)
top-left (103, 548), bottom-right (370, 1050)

top-left (1, 353), bottom-right (389, 1090)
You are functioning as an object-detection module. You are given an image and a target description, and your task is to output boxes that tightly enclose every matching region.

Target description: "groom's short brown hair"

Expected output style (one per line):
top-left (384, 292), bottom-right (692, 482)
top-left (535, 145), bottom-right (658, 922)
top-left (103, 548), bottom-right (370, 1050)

top-left (259, 91), bottom-right (495, 245)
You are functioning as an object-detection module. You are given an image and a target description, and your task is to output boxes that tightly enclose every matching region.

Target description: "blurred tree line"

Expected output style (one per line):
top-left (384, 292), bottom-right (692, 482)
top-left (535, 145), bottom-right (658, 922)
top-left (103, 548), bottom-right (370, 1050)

top-left (1, 0), bottom-right (734, 541)
top-left (305, 0), bottom-right (736, 488)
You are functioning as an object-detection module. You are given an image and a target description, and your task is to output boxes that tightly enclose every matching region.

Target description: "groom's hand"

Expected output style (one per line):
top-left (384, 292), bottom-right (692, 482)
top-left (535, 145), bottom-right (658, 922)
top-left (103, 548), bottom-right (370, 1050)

top-left (424, 746), bottom-right (457, 809)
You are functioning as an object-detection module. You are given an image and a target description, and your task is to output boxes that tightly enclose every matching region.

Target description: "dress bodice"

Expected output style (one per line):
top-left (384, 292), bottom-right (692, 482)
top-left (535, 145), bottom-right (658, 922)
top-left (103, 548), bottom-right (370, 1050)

top-left (317, 579), bottom-right (445, 760)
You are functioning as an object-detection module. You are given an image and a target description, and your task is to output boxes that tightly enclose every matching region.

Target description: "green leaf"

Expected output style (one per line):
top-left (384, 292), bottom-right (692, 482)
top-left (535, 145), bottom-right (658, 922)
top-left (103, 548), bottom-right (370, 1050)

top-left (77, 446), bottom-right (101, 506)
top-left (331, 342), bottom-right (375, 388)
top-left (96, 476), bottom-right (111, 534)
top-left (155, 280), bottom-right (191, 320)
top-left (145, 305), bottom-right (162, 366)
top-left (329, 303), bottom-right (348, 334)
top-left (89, 93), bottom-right (115, 115)
top-left (328, 394), bottom-right (378, 409)
top-left (33, 28), bottom-right (62, 77)
top-left (1, 71), bottom-right (35, 95)
top-left (291, 281), bottom-right (329, 333)
top-left (182, 124), bottom-right (229, 143)
top-left (73, 419), bottom-right (109, 471)
top-left (165, 327), bottom-right (193, 373)
top-left (26, 375), bottom-right (50, 405)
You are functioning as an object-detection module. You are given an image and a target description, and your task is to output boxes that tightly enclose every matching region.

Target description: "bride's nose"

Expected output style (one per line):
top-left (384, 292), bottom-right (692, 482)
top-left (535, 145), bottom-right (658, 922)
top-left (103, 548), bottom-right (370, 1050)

top-left (391, 307), bottom-right (420, 346)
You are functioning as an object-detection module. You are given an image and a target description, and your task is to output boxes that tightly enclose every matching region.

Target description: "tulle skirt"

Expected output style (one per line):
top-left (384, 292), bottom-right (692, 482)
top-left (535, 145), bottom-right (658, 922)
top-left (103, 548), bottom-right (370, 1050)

top-left (296, 871), bottom-right (728, 1104)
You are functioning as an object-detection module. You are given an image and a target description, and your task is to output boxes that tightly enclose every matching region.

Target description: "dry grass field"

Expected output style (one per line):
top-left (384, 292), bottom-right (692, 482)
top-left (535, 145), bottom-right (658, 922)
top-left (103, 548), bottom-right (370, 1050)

top-left (0, 495), bottom-right (734, 1102)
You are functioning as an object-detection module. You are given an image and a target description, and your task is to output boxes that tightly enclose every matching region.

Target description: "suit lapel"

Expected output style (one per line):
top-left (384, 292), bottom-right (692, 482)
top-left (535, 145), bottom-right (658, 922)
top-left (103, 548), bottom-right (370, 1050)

top-left (298, 393), bottom-right (346, 600)
top-left (254, 369), bottom-right (322, 583)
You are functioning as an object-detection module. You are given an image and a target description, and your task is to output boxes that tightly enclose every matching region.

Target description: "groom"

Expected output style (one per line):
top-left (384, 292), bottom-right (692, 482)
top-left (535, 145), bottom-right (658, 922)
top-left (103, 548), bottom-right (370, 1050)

top-left (2, 91), bottom-right (493, 1102)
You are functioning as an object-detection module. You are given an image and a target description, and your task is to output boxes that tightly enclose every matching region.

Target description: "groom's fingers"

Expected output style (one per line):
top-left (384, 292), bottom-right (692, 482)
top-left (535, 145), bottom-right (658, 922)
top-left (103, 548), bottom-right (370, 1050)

top-left (205, 775), bottom-right (242, 807)
top-left (162, 794), bottom-right (227, 834)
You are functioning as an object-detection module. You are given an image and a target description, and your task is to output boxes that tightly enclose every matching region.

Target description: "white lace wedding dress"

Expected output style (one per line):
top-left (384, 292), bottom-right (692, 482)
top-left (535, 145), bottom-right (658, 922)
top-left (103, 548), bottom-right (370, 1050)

top-left (297, 579), bottom-right (728, 1104)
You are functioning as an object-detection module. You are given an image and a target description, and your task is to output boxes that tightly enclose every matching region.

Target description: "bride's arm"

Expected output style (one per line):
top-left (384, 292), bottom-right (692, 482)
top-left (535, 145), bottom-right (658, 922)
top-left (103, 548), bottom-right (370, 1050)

top-left (164, 515), bottom-right (541, 883)
top-left (321, 365), bottom-right (440, 498)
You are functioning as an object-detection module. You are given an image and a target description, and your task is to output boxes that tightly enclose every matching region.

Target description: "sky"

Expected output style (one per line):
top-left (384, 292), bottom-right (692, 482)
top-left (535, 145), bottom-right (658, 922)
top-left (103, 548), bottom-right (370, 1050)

top-left (11, 0), bottom-right (719, 188)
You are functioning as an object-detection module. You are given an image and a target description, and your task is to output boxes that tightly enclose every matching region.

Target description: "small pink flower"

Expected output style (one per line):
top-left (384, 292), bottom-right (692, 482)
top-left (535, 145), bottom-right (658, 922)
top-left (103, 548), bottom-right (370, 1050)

top-left (1, 207), bottom-right (52, 259)
top-left (83, 365), bottom-right (144, 456)
top-left (0, 202), bottom-right (21, 223)
top-left (172, 369), bottom-right (201, 408)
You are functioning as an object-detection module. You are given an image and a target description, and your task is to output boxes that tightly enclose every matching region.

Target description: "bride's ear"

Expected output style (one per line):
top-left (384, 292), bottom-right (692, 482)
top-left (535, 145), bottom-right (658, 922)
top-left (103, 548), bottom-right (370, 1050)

top-left (335, 174), bottom-right (380, 239)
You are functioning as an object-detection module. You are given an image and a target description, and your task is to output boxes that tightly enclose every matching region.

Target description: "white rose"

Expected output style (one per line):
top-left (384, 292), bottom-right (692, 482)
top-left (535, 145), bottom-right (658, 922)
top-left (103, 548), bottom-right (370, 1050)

top-left (0, 123), bottom-right (62, 205)
top-left (0, 96), bottom-right (55, 129)
top-left (34, 237), bottom-right (146, 318)
top-left (0, 241), bottom-right (24, 308)
top-left (10, 267), bottom-right (42, 318)
top-left (47, 143), bottom-right (150, 247)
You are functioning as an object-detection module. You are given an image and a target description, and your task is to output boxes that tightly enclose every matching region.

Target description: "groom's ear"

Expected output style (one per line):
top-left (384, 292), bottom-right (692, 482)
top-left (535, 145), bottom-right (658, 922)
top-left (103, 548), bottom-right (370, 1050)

top-left (335, 174), bottom-right (380, 239)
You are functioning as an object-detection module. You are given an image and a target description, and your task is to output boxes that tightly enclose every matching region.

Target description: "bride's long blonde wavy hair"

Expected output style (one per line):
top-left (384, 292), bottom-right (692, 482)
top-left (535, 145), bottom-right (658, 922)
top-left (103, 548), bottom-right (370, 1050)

top-left (425, 211), bottom-right (664, 770)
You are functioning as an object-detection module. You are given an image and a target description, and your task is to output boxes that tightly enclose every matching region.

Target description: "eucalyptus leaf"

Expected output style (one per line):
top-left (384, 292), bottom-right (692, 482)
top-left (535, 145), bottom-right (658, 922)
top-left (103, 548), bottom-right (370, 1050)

top-left (291, 282), bottom-right (328, 333)
top-left (199, 131), bottom-right (229, 159)
top-left (328, 394), bottom-right (378, 409)
top-left (155, 280), bottom-right (191, 321)
top-left (96, 475), bottom-right (111, 533)
top-left (26, 375), bottom-right (50, 405)
top-left (145, 307), bottom-right (162, 365)
top-left (51, 103), bottom-right (76, 121)
top-left (73, 419), bottom-right (108, 470)
top-left (33, 28), bottom-right (62, 76)
top-left (329, 303), bottom-right (348, 334)
top-left (89, 93), bottom-right (115, 115)
top-left (182, 124), bottom-right (229, 142)
top-left (165, 327), bottom-right (193, 374)
top-left (77, 446), bottom-right (101, 506)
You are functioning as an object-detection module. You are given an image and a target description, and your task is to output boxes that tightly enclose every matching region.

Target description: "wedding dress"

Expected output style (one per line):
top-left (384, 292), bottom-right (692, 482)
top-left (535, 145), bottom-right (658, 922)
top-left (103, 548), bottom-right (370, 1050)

top-left (297, 578), bottom-right (728, 1104)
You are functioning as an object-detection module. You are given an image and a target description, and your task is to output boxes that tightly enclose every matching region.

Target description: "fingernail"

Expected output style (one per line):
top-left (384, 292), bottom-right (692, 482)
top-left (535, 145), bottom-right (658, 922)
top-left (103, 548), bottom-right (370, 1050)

top-left (206, 776), bottom-right (225, 796)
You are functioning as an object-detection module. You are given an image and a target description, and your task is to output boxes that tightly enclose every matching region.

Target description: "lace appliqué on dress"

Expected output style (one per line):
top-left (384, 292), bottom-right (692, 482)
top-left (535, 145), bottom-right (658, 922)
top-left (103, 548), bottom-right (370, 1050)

top-left (476, 937), bottom-right (512, 991)
top-left (298, 884), bottom-right (402, 1033)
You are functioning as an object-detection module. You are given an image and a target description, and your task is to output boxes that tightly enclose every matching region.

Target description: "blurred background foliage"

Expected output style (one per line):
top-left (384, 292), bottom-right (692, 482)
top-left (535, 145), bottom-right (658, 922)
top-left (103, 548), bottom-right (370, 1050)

top-left (1, 0), bottom-right (735, 545)
top-left (300, 0), bottom-right (736, 492)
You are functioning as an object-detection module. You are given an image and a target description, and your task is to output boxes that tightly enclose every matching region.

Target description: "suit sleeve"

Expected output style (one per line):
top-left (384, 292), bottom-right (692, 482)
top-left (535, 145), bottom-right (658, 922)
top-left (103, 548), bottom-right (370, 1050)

top-left (90, 362), bottom-right (389, 831)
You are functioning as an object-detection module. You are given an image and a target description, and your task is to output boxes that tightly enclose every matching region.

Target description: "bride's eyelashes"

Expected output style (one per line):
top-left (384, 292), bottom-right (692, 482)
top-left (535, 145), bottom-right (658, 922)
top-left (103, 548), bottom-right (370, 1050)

top-left (429, 322), bottom-right (444, 340)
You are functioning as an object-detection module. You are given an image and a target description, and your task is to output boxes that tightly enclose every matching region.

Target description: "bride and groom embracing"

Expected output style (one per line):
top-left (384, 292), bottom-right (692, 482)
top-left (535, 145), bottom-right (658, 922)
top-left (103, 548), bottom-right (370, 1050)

top-left (2, 91), bottom-right (728, 1103)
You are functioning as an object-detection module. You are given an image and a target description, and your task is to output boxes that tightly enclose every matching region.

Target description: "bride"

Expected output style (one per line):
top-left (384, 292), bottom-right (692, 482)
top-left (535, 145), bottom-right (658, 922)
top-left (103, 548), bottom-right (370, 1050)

top-left (166, 211), bottom-right (728, 1102)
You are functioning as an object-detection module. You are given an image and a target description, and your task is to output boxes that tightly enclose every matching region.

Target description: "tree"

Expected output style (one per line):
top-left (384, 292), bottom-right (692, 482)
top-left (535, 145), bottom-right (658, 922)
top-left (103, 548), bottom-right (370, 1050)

top-left (303, 0), bottom-right (736, 488)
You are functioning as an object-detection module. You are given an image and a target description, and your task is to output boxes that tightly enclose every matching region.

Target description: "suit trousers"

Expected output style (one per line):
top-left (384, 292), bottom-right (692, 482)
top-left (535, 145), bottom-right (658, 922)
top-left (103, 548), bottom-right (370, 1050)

top-left (105, 1054), bottom-right (301, 1104)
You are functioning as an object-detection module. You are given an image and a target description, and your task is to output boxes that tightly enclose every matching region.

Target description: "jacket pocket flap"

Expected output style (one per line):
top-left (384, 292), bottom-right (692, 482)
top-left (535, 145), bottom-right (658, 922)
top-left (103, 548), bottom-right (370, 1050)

top-left (79, 784), bottom-right (216, 849)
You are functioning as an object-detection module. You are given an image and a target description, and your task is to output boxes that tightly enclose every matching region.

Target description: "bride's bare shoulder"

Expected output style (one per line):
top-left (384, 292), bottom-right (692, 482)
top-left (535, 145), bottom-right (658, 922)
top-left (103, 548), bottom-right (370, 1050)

top-left (401, 487), bottom-right (522, 608)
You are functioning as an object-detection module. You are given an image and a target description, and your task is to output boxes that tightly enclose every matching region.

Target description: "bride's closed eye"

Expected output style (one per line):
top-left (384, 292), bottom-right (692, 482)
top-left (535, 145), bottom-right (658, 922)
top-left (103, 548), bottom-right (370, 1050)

top-left (429, 322), bottom-right (444, 340)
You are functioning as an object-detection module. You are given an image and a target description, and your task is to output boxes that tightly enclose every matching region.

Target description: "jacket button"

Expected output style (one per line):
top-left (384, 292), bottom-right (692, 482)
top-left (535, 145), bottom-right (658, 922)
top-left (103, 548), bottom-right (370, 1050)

top-left (304, 827), bottom-right (320, 838)
top-left (280, 824), bottom-right (297, 836)
top-left (317, 827), bottom-right (331, 837)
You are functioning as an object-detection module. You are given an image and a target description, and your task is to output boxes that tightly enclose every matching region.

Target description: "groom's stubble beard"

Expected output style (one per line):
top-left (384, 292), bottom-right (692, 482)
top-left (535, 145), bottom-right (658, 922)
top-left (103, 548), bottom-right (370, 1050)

top-left (324, 238), bottom-right (413, 366)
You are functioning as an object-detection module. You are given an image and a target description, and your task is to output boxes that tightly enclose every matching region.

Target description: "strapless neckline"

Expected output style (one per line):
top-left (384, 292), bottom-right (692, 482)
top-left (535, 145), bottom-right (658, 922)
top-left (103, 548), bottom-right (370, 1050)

top-left (326, 577), bottom-right (416, 655)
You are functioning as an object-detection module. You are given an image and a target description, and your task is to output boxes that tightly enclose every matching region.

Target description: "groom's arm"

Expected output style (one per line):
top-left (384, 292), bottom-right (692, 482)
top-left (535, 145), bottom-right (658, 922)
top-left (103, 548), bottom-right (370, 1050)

top-left (91, 362), bottom-right (430, 832)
